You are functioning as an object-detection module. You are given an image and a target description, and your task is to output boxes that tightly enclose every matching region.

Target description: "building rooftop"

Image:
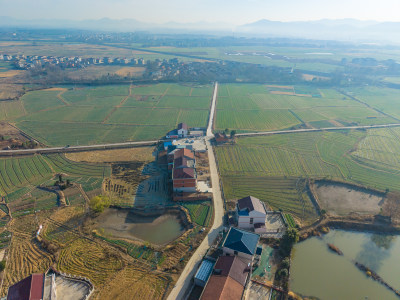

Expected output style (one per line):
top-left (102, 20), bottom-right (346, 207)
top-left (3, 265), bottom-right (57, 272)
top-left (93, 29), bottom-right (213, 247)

top-left (178, 122), bottom-right (188, 130)
top-left (222, 227), bottom-right (260, 256)
top-left (174, 157), bottom-right (195, 168)
top-left (7, 273), bottom-right (44, 300)
top-left (173, 167), bottom-right (195, 179)
top-left (195, 260), bottom-right (215, 283)
top-left (200, 276), bottom-right (244, 300)
top-left (174, 148), bottom-right (195, 160)
top-left (213, 256), bottom-right (249, 286)
top-left (237, 196), bottom-right (266, 215)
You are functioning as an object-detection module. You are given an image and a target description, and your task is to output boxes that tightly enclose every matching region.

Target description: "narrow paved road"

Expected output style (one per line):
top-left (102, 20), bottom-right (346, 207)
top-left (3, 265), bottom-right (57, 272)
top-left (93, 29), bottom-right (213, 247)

top-left (236, 123), bottom-right (400, 137)
top-left (167, 82), bottom-right (224, 300)
top-left (0, 140), bottom-right (158, 156)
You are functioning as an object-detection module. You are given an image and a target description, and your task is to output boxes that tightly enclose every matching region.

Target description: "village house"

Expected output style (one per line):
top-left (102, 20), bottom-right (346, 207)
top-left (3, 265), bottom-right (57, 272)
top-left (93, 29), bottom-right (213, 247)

top-left (236, 196), bottom-right (267, 231)
top-left (200, 256), bottom-right (250, 300)
top-left (167, 147), bottom-right (195, 170)
top-left (172, 167), bottom-right (197, 192)
top-left (166, 122), bottom-right (188, 139)
top-left (214, 132), bottom-right (229, 144)
top-left (222, 227), bottom-right (260, 262)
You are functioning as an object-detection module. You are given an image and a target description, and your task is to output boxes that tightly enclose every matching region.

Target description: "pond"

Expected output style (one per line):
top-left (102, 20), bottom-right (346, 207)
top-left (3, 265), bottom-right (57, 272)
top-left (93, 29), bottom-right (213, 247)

top-left (96, 208), bottom-right (186, 245)
top-left (290, 230), bottom-right (400, 300)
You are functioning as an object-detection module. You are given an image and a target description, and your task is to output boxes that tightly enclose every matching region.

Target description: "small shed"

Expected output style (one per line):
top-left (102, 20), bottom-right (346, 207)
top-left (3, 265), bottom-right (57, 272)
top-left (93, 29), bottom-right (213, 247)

top-left (194, 260), bottom-right (214, 287)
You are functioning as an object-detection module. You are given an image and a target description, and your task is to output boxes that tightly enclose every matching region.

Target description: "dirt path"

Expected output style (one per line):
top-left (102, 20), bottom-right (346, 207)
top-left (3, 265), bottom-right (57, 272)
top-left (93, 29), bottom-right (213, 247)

top-left (57, 90), bottom-right (70, 106)
top-left (102, 84), bottom-right (133, 124)
top-left (77, 184), bottom-right (90, 212)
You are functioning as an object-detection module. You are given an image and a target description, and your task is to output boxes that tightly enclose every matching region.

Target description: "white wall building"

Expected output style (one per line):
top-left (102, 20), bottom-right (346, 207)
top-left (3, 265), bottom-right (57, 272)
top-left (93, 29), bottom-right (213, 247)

top-left (236, 196), bottom-right (267, 230)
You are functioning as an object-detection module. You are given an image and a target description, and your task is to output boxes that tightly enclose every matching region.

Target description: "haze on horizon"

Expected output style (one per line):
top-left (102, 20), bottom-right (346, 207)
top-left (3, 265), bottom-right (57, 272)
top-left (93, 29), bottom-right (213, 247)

top-left (1, 0), bottom-right (400, 25)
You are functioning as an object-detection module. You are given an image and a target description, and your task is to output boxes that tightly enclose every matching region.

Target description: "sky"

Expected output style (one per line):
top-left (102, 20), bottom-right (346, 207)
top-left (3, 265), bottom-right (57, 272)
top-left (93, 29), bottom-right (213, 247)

top-left (1, 0), bottom-right (400, 25)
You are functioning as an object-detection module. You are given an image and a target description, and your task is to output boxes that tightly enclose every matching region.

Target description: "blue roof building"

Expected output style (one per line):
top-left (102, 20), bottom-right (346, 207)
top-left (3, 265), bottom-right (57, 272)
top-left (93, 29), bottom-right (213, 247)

top-left (194, 259), bottom-right (215, 287)
top-left (222, 228), bottom-right (260, 260)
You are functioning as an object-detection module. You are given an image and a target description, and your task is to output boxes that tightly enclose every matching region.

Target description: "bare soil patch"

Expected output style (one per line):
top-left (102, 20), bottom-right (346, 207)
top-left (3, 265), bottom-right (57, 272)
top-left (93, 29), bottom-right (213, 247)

top-left (66, 147), bottom-right (153, 163)
top-left (0, 122), bottom-right (28, 149)
top-left (115, 67), bottom-right (145, 77)
top-left (41, 87), bottom-right (68, 92)
top-left (266, 85), bottom-right (293, 89)
top-left (0, 84), bottom-right (25, 100)
top-left (0, 70), bottom-right (23, 78)
top-left (314, 181), bottom-right (384, 215)
top-left (270, 91), bottom-right (294, 95)
top-left (302, 74), bottom-right (329, 81)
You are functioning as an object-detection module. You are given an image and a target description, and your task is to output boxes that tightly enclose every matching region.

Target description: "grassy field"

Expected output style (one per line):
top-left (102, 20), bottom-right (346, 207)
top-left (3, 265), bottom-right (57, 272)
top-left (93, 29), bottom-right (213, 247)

top-left (5, 83), bottom-right (213, 146)
top-left (215, 84), bottom-right (398, 132)
top-left (216, 128), bottom-right (400, 222)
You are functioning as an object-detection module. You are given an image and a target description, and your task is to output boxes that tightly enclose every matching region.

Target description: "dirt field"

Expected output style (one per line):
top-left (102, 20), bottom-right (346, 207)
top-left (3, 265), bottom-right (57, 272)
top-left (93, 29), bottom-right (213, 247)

top-left (270, 91), bottom-right (294, 95)
top-left (302, 74), bottom-right (329, 81)
top-left (0, 122), bottom-right (28, 149)
top-left (66, 147), bottom-right (154, 163)
top-left (0, 70), bottom-right (23, 78)
top-left (115, 67), bottom-right (145, 77)
top-left (315, 182), bottom-right (384, 215)
top-left (97, 264), bottom-right (170, 300)
top-left (266, 85), bottom-right (293, 89)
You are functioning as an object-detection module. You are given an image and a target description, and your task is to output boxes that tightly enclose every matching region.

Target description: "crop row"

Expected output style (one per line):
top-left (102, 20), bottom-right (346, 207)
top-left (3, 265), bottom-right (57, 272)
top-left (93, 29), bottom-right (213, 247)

top-left (0, 155), bottom-right (53, 198)
top-left (283, 213), bottom-right (296, 228)
top-left (95, 235), bottom-right (159, 265)
top-left (182, 201), bottom-right (213, 227)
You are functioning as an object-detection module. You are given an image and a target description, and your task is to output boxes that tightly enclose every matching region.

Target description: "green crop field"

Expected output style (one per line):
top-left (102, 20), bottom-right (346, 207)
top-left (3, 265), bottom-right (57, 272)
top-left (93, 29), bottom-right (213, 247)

top-left (0, 154), bottom-right (110, 210)
top-left (215, 84), bottom-right (398, 132)
top-left (345, 86), bottom-right (400, 120)
top-left (216, 128), bottom-right (400, 222)
top-left (182, 201), bottom-right (213, 227)
top-left (5, 83), bottom-right (213, 146)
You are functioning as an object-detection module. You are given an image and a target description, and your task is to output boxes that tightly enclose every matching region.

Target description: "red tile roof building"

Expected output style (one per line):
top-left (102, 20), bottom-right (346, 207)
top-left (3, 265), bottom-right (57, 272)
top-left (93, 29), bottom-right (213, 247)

top-left (200, 256), bottom-right (250, 300)
top-left (7, 273), bottom-right (45, 300)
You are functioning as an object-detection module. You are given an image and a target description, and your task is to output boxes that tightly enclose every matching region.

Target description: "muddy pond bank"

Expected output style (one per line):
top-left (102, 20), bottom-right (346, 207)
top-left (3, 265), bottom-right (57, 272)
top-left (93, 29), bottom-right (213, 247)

top-left (95, 207), bottom-right (191, 246)
top-left (310, 180), bottom-right (385, 216)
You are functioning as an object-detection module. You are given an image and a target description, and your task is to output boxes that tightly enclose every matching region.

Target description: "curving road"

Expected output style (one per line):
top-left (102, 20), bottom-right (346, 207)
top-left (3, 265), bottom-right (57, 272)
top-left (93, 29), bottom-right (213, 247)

top-left (167, 82), bottom-right (224, 300)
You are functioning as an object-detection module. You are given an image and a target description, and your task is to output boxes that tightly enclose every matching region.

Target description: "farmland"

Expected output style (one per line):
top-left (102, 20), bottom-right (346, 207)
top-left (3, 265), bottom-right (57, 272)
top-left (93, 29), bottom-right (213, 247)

top-left (0, 154), bottom-right (110, 211)
top-left (182, 201), bottom-right (213, 227)
top-left (2, 83), bottom-right (213, 146)
top-left (215, 128), bottom-right (400, 222)
top-left (215, 83), bottom-right (398, 132)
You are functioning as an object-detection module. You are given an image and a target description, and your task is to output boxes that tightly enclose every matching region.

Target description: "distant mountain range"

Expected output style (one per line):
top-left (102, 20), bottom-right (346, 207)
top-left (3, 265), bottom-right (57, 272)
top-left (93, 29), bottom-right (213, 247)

top-left (238, 19), bottom-right (400, 43)
top-left (1, 16), bottom-right (400, 43)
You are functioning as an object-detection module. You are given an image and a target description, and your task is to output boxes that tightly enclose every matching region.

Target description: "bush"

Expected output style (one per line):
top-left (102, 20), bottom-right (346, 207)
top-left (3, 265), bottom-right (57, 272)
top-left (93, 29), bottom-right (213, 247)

top-left (0, 260), bottom-right (6, 272)
top-left (89, 195), bottom-right (111, 213)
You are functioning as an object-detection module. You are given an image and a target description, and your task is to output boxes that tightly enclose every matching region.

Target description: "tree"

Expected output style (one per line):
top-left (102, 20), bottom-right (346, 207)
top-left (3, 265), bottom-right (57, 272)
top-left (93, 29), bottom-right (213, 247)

top-left (58, 174), bottom-right (63, 183)
top-left (280, 228), bottom-right (299, 257)
top-left (277, 268), bottom-right (288, 279)
top-left (66, 179), bottom-right (71, 187)
top-left (230, 130), bottom-right (236, 139)
top-left (224, 128), bottom-right (229, 135)
top-left (89, 195), bottom-right (110, 213)
top-left (281, 257), bottom-right (290, 269)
